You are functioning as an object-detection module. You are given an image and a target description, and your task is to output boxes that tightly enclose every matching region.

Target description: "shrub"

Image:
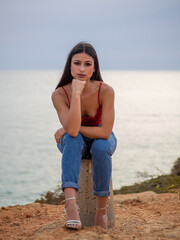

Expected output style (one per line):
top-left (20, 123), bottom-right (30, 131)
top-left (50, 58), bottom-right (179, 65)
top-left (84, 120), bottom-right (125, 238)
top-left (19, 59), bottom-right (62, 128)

top-left (35, 185), bottom-right (65, 205)
top-left (171, 158), bottom-right (180, 176)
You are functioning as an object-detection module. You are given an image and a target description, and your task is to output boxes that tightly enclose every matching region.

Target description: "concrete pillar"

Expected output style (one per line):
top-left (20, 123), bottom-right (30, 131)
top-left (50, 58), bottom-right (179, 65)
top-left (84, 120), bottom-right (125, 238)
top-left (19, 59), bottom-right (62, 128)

top-left (76, 159), bottom-right (115, 228)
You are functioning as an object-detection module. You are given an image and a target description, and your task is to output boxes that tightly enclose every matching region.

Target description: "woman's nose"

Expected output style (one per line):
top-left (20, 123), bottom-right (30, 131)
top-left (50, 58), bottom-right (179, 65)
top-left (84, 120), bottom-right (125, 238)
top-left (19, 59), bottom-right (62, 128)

top-left (80, 64), bottom-right (85, 71)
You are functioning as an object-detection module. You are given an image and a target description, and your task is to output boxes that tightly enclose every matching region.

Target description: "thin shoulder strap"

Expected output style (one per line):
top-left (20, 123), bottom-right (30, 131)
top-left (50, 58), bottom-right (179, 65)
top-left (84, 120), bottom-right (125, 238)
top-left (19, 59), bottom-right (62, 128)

top-left (61, 86), bottom-right (70, 107)
top-left (98, 81), bottom-right (103, 106)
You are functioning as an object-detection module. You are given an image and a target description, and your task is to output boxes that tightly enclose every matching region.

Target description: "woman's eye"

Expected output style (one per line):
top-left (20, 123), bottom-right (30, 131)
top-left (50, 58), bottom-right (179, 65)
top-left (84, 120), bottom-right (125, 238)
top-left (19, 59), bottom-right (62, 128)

top-left (73, 62), bottom-right (92, 66)
top-left (86, 63), bottom-right (92, 66)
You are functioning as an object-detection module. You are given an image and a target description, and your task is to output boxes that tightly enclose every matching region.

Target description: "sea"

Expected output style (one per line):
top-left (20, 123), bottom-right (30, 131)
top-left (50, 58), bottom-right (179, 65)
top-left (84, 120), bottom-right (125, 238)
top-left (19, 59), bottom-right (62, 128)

top-left (0, 70), bottom-right (180, 207)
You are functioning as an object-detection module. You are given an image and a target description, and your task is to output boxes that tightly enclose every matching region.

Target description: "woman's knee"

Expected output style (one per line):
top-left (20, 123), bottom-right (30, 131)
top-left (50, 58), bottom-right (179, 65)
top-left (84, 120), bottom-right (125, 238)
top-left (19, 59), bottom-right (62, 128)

top-left (91, 139), bottom-right (111, 156)
top-left (63, 132), bottom-right (83, 145)
top-left (57, 132), bottom-right (84, 152)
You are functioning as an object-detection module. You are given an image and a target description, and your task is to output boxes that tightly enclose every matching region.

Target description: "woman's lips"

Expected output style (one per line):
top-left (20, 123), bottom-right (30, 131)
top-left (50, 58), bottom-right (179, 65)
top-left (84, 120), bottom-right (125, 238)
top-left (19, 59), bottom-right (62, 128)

top-left (77, 74), bottom-right (85, 78)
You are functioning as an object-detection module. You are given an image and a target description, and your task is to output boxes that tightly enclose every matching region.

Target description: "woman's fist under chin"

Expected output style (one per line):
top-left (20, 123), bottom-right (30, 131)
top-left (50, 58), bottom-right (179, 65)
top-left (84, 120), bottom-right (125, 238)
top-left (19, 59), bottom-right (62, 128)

top-left (71, 79), bottom-right (86, 96)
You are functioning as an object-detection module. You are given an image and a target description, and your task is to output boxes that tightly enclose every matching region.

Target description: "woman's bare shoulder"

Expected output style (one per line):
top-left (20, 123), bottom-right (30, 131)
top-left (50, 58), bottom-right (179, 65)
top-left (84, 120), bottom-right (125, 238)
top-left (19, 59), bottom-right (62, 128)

top-left (51, 87), bottom-right (64, 102)
top-left (98, 82), bottom-right (114, 106)
top-left (101, 82), bottom-right (114, 95)
top-left (52, 84), bottom-right (71, 100)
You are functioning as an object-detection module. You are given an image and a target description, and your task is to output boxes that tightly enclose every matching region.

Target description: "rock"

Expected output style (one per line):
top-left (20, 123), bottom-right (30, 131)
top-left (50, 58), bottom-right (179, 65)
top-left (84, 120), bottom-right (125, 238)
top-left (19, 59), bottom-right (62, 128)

top-left (1, 206), bottom-right (8, 211)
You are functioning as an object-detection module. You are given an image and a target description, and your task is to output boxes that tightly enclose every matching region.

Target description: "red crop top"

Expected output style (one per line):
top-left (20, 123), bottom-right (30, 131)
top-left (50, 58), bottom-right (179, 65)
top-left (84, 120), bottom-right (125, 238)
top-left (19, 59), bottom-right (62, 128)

top-left (61, 81), bottom-right (102, 126)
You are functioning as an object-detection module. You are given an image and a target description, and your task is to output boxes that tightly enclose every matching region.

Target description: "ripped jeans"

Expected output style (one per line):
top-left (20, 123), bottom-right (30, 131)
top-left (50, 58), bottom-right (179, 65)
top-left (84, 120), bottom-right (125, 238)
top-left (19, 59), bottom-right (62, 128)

top-left (57, 132), bottom-right (117, 197)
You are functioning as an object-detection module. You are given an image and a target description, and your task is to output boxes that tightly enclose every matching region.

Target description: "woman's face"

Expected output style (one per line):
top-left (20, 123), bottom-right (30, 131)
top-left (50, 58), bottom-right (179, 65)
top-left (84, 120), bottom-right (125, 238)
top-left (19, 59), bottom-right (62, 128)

top-left (71, 52), bottom-right (95, 81)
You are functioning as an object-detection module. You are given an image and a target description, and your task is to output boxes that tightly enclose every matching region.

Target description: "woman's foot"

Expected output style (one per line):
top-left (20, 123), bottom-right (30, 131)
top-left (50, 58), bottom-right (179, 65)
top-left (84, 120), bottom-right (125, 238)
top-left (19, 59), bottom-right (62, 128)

top-left (65, 197), bottom-right (82, 230)
top-left (94, 207), bottom-right (108, 230)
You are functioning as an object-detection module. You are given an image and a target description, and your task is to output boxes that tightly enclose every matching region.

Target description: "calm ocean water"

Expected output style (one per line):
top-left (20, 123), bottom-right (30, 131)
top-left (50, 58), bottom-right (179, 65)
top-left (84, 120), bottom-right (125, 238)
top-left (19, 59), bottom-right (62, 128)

top-left (0, 70), bottom-right (180, 207)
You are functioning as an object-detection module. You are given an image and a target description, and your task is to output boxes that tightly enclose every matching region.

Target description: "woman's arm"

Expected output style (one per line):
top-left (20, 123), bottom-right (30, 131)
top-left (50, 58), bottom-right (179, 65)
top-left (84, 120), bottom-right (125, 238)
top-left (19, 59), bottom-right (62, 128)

top-left (52, 79), bottom-right (85, 137)
top-left (79, 85), bottom-right (115, 139)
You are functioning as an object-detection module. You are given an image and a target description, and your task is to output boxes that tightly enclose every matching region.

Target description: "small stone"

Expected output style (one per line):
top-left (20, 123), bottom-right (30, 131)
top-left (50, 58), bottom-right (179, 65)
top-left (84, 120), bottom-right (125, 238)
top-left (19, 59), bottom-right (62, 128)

top-left (1, 206), bottom-right (8, 211)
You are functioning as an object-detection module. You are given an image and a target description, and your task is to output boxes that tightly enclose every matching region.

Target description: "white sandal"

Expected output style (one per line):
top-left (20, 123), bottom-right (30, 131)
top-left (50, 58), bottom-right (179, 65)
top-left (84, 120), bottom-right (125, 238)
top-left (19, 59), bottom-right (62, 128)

top-left (64, 197), bottom-right (82, 230)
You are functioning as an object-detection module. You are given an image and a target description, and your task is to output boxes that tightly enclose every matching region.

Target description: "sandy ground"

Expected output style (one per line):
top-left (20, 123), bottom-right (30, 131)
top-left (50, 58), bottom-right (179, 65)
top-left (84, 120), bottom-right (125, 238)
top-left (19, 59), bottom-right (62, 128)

top-left (0, 191), bottom-right (180, 240)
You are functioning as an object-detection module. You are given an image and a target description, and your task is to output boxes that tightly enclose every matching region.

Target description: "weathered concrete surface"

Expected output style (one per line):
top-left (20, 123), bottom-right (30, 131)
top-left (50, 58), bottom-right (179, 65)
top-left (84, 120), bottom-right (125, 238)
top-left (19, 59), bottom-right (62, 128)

top-left (76, 159), bottom-right (115, 228)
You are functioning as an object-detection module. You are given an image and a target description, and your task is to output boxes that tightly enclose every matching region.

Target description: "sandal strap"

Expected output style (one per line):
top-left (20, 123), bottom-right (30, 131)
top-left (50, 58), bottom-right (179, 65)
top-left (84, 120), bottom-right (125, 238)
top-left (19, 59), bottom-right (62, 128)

top-left (65, 197), bottom-right (76, 201)
top-left (63, 197), bottom-right (80, 213)
top-left (65, 220), bottom-right (82, 229)
top-left (63, 197), bottom-right (76, 203)
top-left (66, 220), bottom-right (81, 225)
top-left (96, 206), bottom-right (107, 210)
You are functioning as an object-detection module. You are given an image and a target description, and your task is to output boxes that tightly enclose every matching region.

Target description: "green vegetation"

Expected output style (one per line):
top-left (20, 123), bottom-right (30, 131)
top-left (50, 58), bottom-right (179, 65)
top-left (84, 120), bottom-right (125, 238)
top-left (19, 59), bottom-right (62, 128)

top-left (113, 174), bottom-right (180, 195)
top-left (114, 157), bottom-right (180, 195)
top-left (35, 185), bottom-right (65, 205)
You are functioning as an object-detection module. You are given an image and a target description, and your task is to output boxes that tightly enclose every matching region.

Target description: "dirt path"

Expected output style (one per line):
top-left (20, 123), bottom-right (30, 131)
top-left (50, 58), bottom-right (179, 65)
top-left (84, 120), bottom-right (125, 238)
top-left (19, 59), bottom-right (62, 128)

top-left (0, 191), bottom-right (180, 240)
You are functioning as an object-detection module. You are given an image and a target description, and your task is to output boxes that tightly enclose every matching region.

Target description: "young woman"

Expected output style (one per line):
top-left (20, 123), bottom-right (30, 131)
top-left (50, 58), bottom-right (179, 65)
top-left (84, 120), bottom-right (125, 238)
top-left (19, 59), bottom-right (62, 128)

top-left (52, 42), bottom-right (117, 230)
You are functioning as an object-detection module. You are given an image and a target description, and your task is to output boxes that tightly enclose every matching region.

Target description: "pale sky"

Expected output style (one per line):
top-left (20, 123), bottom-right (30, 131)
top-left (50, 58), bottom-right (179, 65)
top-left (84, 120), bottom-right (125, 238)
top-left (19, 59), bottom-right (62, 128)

top-left (0, 0), bottom-right (180, 70)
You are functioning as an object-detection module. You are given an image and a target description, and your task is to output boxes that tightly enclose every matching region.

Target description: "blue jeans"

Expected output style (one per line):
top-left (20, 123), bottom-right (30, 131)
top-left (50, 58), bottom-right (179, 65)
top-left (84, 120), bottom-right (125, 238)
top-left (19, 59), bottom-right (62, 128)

top-left (57, 132), bottom-right (117, 197)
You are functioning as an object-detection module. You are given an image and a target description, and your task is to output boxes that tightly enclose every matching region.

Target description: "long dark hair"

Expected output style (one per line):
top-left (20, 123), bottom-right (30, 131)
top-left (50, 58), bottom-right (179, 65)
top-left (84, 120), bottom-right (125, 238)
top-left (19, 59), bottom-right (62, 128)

top-left (56, 41), bottom-right (103, 89)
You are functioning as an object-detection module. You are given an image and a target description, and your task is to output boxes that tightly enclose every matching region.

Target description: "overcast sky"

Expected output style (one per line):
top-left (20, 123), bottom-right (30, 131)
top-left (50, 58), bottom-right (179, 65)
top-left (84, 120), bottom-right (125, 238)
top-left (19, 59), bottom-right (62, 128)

top-left (0, 0), bottom-right (180, 70)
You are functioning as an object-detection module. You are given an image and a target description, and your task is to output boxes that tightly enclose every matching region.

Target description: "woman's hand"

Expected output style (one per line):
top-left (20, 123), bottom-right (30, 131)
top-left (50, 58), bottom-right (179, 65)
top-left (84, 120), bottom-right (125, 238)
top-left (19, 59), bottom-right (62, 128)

top-left (71, 79), bottom-right (86, 96)
top-left (54, 127), bottom-right (66, 143)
